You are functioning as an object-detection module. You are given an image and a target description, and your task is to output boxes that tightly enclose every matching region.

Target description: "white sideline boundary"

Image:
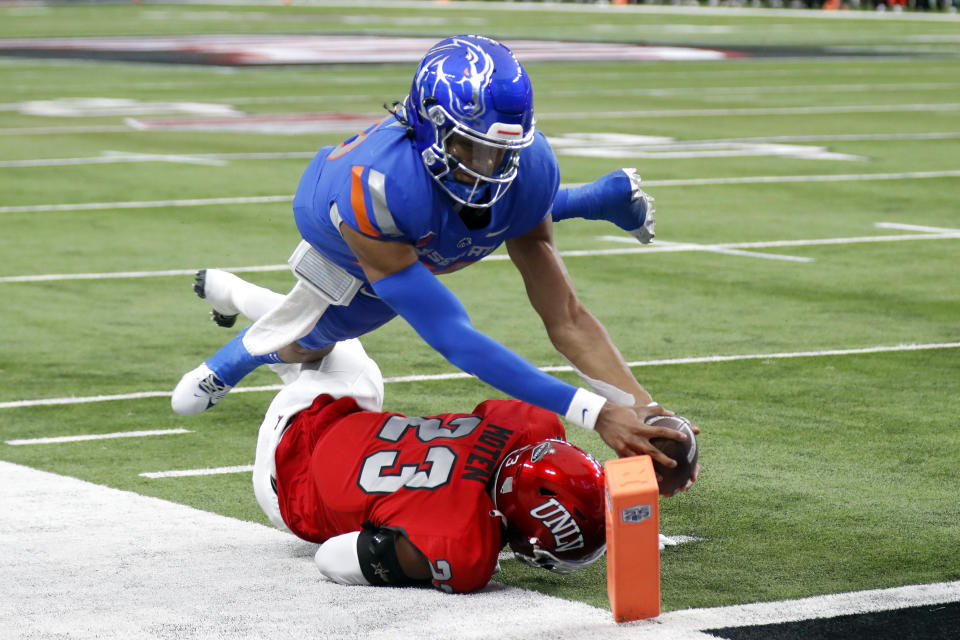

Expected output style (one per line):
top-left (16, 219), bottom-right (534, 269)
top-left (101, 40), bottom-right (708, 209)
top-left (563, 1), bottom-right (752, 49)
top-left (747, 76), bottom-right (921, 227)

top-left (2, 460), bottom-right (957, 640)
top-left (2, 342), bottom-right (958, 410)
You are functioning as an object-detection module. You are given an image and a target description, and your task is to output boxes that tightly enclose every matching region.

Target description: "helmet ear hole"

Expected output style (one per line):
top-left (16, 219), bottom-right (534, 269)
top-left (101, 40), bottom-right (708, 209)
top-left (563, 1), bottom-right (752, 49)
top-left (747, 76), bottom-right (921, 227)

top-left (429, 108), bottom-right (446, 126)
top-left (537, 487), bottom-right (557, 497)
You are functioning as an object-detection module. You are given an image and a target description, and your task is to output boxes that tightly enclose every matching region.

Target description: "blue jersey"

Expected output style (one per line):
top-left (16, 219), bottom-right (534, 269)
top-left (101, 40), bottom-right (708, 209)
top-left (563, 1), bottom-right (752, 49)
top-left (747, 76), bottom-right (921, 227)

top-left (291, 116), bottom-right (560, 350)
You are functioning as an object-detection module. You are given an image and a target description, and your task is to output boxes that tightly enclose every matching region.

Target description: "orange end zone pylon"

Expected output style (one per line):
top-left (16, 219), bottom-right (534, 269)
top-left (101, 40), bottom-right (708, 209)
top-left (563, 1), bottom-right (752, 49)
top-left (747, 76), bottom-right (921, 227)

top-left (604, 455), bottom-right (661, 622)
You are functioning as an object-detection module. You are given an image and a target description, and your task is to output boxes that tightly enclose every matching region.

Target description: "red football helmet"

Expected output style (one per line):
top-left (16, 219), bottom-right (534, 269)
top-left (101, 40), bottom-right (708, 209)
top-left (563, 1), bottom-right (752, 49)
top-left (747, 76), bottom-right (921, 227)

top-left (491, 439), bottom-right (606, 574)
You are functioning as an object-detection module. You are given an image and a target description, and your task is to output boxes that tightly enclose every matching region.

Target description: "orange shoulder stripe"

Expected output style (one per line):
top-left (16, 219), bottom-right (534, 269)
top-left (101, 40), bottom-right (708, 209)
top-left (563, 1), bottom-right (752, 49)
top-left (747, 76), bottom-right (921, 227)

top-left (350, 165), bottom-right (379, 237)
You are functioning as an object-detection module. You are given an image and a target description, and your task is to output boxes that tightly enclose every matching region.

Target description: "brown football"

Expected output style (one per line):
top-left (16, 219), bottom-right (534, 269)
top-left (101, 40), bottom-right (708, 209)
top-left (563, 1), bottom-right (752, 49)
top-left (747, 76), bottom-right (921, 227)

top-left (645, 415), bottom-right (698, 496)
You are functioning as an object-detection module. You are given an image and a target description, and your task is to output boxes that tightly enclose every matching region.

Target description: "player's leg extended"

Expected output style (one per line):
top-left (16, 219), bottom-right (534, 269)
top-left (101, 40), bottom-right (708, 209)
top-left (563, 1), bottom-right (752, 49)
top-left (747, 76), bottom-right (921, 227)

top-left (194, 268), bottom-right (286, 326)
top-left (193, 268), bottom-right (314, 385)
top-left (172, 271), bottom-right (337, 416)
top-left (551, 168), bottom-right (656, 243)
top-left (170, 330), bottom-right (337, 416)
top-left (172, 248), bottom-right (395, 416)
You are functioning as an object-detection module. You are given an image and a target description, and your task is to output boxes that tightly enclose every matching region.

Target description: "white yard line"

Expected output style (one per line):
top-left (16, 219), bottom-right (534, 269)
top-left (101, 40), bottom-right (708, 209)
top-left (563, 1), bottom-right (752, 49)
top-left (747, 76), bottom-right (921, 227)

top-left (0, 194), bottom-right (292, 214)
top-left (0, 124), bottom-right (132, 136)
top-left (5, 429), bottom-right (193, 446)
top-left (631, 239), bottom-right (815, 263)
top-left (0, 264), bottom-right (287, 284)
top-left (641, 169), bottom-right (960, 187)
top-left (3, 224), bottom-right (959, 283)
top-left (4, 169), bottom-right (958, 215)
top-left (544, 103), bottom-right (960, 120)
top-left (140, 464), bottom-right (254, 479)
top-left (0, 150), bottom-right (314, 168)
top-left (875, 222), bottom-right (960, 234)
top-left (6, 83), bottom-right (958, 116)
top-left (3, 342), bottom-right (958, 411)
top-left (0, 150), bottom-right (231, 168)
top-left (549, 82), bottom-right (960, 99)
top-left (583, 228), bottom-right (960, 254)
top-left (2, 103), bottom-right (960, 137)
top-left (4, 132), bottom-right (955, 170)
top-left (0, 390), bottom-right (174, 408)
top-left (700, 132), bottom-right (960, 144)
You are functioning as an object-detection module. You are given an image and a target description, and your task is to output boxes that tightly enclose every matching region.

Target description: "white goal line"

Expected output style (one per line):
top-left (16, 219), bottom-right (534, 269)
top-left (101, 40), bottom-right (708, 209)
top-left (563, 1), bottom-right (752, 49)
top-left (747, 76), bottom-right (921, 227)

top-left (2, 342), bottom-right (957, 411)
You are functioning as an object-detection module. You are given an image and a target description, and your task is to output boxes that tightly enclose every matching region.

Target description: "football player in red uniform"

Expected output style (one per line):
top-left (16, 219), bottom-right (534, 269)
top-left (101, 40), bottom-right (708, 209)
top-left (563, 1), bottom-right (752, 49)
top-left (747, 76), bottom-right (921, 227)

top-left (253, 338), bottom-right (607, 593)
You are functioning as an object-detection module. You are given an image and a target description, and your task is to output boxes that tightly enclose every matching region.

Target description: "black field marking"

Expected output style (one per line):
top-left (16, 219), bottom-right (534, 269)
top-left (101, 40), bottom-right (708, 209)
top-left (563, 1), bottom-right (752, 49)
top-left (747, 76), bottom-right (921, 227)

top-left (706, 601), bottom-right (960, 640)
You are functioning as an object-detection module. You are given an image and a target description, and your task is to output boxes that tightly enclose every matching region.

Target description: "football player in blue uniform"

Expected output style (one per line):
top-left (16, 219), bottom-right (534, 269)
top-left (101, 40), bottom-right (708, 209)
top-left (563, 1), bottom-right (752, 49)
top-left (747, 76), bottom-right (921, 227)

top-left (172, 35), bottom-right (686, 463)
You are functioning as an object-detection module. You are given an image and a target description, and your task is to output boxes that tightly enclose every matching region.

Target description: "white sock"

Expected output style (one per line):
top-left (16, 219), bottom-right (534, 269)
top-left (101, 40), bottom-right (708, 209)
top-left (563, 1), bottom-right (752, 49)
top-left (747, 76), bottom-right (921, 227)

top-left (206, 269), bottom-right (285, 322)
top-left (230, 278), bottom-right (285, 322)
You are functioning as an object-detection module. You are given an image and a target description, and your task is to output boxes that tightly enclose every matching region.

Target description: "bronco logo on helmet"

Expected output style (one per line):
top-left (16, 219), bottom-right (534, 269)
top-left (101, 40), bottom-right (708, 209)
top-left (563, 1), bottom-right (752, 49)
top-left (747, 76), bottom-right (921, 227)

top-left (415, 36), bottom-right (496, 122)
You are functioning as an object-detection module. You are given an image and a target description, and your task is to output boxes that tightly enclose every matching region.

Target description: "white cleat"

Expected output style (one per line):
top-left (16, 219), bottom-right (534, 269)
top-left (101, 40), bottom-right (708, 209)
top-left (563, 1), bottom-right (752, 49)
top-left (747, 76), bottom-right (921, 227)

top-left (622, 168), bottom-right (656, 244)
top-left (171, 363), bottom-right (232, 416)
top-left (193, 269), bottom-right (241, 328)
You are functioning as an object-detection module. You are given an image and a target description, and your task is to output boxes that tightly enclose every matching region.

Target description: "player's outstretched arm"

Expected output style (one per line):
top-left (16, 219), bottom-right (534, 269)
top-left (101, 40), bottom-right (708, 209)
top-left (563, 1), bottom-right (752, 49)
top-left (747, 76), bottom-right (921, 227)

top-left (341, 225), bottom-right (585, 419)
top-left (506, 217), bottom-right (651, 405)
top-left (506, 217), bottom-right (686, 459)
top-left (340, 224), bottom-right (685, 462)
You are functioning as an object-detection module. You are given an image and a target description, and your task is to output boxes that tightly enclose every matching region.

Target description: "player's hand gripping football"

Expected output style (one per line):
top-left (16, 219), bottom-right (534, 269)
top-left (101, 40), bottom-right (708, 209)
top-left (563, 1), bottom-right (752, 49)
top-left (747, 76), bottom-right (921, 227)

top-left (594, 402), bottom-right (700, 497)
top-left (593, 402), bottom-right (682, 461)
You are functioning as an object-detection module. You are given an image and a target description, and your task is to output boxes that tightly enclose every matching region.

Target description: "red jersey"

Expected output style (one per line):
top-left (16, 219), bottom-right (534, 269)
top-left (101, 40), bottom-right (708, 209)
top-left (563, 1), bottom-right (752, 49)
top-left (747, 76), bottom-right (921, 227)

top-left (274, 394), bottom-right (564, 593)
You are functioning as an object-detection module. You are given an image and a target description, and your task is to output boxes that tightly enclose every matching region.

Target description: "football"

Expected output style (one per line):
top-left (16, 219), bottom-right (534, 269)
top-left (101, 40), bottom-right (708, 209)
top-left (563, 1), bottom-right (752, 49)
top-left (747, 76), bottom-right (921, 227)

top-left (645, 415), bottom-right (698, 496)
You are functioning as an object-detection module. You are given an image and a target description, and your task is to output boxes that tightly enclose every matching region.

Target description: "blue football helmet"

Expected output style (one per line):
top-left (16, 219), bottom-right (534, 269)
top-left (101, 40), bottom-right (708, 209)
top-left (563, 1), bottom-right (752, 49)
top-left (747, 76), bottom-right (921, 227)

top-left (405, 35), bottom-right (536, 208)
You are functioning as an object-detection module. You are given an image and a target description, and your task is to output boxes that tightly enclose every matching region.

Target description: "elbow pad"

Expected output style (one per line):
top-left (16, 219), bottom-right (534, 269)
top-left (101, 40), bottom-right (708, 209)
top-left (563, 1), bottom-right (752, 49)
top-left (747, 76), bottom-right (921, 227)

top-left (357, 524), bottom-right (429, 587)
top-left (315, 526), bottom-right (428, 588)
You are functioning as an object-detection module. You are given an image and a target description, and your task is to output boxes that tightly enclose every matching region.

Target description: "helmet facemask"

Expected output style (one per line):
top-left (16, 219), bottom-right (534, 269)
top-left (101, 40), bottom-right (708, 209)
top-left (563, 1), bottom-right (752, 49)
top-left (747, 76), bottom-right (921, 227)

top-left (510, 535), bottom-right (607, 575)
top-left (421, 103), bottom-right (532, 208)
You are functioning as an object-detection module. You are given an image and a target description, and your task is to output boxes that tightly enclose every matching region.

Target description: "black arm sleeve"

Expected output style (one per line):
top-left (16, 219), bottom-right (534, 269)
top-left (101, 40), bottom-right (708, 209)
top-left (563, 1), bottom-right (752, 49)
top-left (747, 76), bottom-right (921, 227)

top-left (357, 522), bottom-right (431, 588)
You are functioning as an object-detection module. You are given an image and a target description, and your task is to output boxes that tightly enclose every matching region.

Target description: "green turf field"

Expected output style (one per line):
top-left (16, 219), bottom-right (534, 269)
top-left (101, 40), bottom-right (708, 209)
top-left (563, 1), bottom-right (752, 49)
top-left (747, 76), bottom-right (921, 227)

top-left (1, 0), bottom-right (958, 614)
